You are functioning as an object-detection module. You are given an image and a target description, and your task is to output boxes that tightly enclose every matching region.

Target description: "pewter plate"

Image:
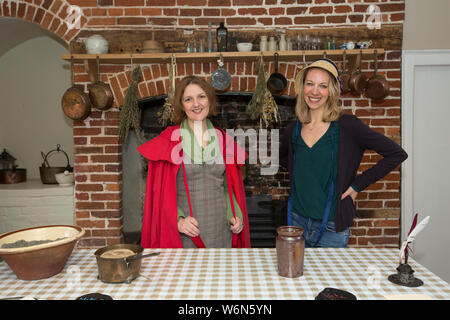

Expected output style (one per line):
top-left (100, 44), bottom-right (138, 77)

top-left (211, 68), bottom-right (231, 91)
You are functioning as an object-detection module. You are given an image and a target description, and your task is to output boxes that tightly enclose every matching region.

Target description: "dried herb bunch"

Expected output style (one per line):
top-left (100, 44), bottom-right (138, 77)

top-left (246, 55), bottom-right (280, 128)
top-left (119, 65), bottom-right (146, 145)
top-left (158, 56), bottom-right (176, 126)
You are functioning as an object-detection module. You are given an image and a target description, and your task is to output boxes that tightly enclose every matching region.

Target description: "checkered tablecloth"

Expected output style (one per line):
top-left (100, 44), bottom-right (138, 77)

top-left (1, 248), bottom-right (449, 300)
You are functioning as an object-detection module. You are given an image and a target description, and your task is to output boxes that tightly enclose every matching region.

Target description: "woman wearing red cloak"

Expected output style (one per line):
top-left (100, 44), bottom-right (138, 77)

top-left (137, 76), bottom-right (251, 248)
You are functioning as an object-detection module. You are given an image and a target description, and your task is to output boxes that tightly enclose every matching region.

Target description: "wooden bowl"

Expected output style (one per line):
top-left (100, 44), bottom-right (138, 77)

top-left (142, 40), bottom-right (164, 53)
top-left (0, 225), bottom-right (85, 280)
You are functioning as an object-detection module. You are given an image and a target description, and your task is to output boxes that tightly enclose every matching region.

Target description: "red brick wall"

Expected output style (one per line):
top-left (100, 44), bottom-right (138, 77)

top-left (1, 0), bottom-right (405, 248)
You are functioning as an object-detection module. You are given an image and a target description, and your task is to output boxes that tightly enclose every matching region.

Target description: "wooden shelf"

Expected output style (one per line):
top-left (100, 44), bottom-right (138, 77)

top-left (62, 49), bottom-right (385, 65)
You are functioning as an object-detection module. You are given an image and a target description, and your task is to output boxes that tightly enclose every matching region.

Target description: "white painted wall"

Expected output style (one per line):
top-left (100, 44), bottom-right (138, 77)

top-left (0, 20), bottom-right (72, 179)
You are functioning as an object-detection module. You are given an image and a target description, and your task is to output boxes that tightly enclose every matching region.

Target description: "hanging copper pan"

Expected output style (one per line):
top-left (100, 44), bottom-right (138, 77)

top-left (88, 56), bottom-right (114, 110)
top-left (61, 57), bottom-right (91, 121)
top-left (349, 49), bottom-right (367, 95)
top-left (340, 50), bottom-right (351, 94)
top-left (366, 50), bottom-right (390, 100)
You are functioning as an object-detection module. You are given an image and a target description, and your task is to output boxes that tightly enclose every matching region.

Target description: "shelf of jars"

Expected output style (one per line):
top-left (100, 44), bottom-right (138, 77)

top-left (61, 49), bottom-right (385, 65)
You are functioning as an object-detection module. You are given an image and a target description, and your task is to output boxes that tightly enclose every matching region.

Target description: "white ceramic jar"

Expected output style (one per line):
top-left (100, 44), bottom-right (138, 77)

top-left (279, 34), bottom-right (287, 51)
top-left (85, 35), bottom-right (109, 54)
top-left (268, 36), bottom-right (277, 51)
top-left (260, 35), bottom-right (268, 51)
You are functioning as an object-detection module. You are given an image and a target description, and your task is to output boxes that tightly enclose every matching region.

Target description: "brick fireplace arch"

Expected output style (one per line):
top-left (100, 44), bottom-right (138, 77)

top-left (0, 0), bottom-right (87, 43)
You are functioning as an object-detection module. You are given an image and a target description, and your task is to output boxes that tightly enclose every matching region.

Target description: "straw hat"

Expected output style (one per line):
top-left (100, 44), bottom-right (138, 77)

top-left (294, 58), bottom-right (341, 95)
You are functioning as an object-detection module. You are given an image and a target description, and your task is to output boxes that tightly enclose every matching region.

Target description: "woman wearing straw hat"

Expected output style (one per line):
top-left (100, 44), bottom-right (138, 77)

top-left (280, 58), bottom-right (408, 248)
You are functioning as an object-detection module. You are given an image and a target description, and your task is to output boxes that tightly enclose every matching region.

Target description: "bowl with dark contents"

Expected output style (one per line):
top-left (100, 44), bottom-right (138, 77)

top-left (0, 225), bottom-right (85, 280)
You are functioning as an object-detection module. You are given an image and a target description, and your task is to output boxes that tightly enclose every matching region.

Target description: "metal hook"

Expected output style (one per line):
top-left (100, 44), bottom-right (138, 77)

top-left (218, 53), bottom-right (224, 67)
top-left (130, 54), bottom-right (134, 70)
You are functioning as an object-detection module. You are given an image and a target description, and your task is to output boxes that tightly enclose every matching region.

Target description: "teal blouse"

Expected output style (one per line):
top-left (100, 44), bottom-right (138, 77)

top-left (291, 121), bottom-right (340, 221)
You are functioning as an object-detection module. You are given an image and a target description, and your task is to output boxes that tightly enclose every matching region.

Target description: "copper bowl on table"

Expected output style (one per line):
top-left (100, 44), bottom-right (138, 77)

top-left (0, 225), bottom-right (85, 280)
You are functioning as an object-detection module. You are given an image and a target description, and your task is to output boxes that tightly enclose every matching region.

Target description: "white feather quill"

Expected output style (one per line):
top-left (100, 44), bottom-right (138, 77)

top-left (399, 216), bottom-right (430, 264)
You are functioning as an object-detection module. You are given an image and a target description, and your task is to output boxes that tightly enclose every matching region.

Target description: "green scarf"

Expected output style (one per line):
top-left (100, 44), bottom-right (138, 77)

top-left (180, 119), bottom-right (221, 164)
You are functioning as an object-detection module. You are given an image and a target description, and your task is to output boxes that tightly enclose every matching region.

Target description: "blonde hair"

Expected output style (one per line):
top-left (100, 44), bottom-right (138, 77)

top-left (172, 75), bottom-right (218, 124)
top-left (295, 67), bottom-right (341, 124)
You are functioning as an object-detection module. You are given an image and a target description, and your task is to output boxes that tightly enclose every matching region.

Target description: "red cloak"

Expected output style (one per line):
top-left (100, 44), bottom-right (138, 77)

top-left (137, 124), bottom-right (251, 248)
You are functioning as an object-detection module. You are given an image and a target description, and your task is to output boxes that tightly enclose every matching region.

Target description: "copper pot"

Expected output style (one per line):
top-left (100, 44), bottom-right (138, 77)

top-left (61, 57), bottom-right (91, 121)
top-left (0, 167), bottom-right (26, 184)
top-left (88, 56), bottom-right (114, 110)
top-left (349, 50), bottom-right (367, 95)
top-left (94, 244), bottom-right (160, 284)
top-left (340, 50), bottom-right (351, 94)
top-left (366, 50), bottom-right (390, 100)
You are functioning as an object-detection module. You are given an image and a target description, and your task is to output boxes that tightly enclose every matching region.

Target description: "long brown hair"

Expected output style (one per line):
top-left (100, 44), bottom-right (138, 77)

top-left (172, 75), bottom-right (218, 124)
top-left (295, 67), bottom-right (341, 124)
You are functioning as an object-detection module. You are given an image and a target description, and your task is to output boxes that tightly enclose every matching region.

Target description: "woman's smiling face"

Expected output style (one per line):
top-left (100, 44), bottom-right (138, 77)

top-left (182, 83), bottom-right (210, 125)
top-left (303, 68), bottom-right (330, 112)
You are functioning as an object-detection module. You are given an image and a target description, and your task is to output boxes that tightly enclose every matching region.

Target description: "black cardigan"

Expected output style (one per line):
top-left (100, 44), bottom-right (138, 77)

top-left (279, 114), bottom-right (408, 232)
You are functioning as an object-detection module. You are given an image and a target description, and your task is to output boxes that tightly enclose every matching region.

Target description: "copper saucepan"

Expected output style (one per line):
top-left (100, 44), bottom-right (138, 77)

top-left (340, 50), bottom-right (351, 94)
top-left (94, 244), bottom-right (160, 284)
top-left (61, 57), bottom-right (91, 120)
top-left (366, 50), bottom-right (390, 100)
top-left (349, 49), bottom-right (367, 95)
top-left (88, 56), bottom-right (114, 110)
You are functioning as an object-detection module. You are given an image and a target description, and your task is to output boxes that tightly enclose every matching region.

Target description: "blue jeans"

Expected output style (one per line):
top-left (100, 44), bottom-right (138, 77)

top-left (292, 212), bottom-right (350, 248)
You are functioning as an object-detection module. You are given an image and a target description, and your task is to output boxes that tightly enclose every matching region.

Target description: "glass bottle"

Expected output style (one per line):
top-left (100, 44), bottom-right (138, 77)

top-left (287, 37), bottom-right (293, 51)
top-left (316, 36), bottom-right (322, 50)
top-left (297, 35), bottom-right (303, 50)
top-left (186, 41), bottom-right (191, 53)
top-left (207, 22), bottom-right (213, 53)
top-left (216, 22), bottom-right (228, 52)
top-left (303, 34), bottom-right (310, 50)
top-left (331, 37), bottom-right (336, 50)
top-left (268, 36), bottom-right (277, 51)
